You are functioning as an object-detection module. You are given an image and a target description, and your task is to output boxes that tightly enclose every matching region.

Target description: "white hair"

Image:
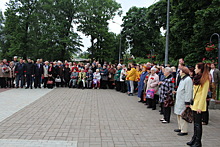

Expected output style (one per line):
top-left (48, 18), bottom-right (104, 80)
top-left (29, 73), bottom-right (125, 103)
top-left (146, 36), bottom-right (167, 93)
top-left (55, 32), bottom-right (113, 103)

top-left (151, 67), bottom-right (157, 72)
top-left (164, 67), bottom-right (173, 73)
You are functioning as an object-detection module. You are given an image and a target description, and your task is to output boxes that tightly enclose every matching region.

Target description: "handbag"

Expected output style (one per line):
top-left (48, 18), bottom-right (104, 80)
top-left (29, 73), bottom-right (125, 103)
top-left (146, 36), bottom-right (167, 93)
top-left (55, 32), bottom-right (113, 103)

top-left (47, 80), bottom-right (54, 85)
top-left (181, 107), bottom-right (193, 123)
top-left (164, 91), bottom-right (174, 107)
top-left (55, 77), bottom-right (61, 83)
top-left (122, 75), bottom-right (126, 80)
top-left (146, 89), bottom-right (155, 99)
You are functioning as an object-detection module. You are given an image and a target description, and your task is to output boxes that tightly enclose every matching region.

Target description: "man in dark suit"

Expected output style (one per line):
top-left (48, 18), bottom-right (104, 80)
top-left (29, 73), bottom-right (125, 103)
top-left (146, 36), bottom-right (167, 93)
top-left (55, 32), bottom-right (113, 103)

top-left (34, 59), bottom-right (44, 88)
top-left (14, 59), bottom-right (26, 88)
top-left (25, 58), bottom-right (35, 89)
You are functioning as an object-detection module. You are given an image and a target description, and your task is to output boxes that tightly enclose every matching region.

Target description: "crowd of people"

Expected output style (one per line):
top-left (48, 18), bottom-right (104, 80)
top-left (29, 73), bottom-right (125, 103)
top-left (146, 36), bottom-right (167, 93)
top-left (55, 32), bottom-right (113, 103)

top-left (0, 56), bottom-right (220, 147)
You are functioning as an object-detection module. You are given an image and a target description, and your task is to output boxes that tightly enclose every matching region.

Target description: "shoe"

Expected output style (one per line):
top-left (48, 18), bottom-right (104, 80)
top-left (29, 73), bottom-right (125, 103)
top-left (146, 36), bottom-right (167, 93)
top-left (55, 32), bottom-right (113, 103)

top-left (152, 108), bottom-right (156, 110)
top-left (162, 120), bottom-right (168, 123)
top-left (160, 118), bottom-right (165, 121)
top-left (160, 112), bottom-right (164, 115)
top-left (177, 132), bottom-right (188, 136)
top-left (191, 141), bottom-right (202, 147)
top-left (30, 87), bottom-right (33, 89)
top-left (202, 122), bottom-right (207, 125)
top-left (174, 129), bottom-right (181, 132)
top-left (138, 100), bottom-right (143, 103)
top-left (147, 106), bottom-right (152, 108)
top-left (129, 93), bottom-right (133, 96)
top-left (25, 87), bottom-right (29, 89)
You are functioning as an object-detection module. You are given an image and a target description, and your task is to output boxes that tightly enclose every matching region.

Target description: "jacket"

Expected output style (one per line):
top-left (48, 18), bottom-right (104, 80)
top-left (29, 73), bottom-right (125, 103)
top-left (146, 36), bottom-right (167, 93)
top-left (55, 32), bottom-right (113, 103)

top-left (127, 68), bottom-right (137, 81)
top-left (26, 62), bottom-right (35, 75)
top-left (146, 73), bottom-right (159, 91)
top-left (120, 68), bottom-right (127, 82)
top-left (159, 74), bottom-right (175, 102)
top-left (93, 72), bottom-right (101, 80)
top-left (191, 80), bottom-right (209, 112)
top-left (34, 63), bottom-right (43, 76)
top-left (136, 70), bottom-right (142, 81)
top-left (43, 65), bottom-right (50, 77)
top-left (137, 71), bottom-right (148, 98)
top-left (115, 69), bottom-right (121, 81)
top-left (174, 75), bottom-right (193, 115)
top-left (213, 68), bottom-right (220, 84)
top-left (15, 62), bottom-right (26, 75)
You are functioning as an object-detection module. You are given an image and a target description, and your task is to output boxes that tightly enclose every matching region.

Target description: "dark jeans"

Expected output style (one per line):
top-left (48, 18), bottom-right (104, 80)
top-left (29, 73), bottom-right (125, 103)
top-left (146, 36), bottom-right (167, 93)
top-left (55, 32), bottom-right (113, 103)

top-left (202, 101), bottom-right (209, 124)
top-left (115, 81), bottom-right (121, 91)
top-left (34, 76), bottom-right (41, 88)
top-left (126, 80), bottom-right (130, 93)
top-left (43, 77), bottom-right (49, 88)
top-left (26, 74), bottom-right (33, 88)
top-left (0, 77), bottom-right (6, 88)
top-left (7, 77), bottom-right (14, 88)
top-left (192, 111), bottom-right (203, 145)
top-left (163, 106), bottom-right (171, 122)
top-left (16, 74), bottom-right (24, 88)
top-left (120, 81), bottom-right (126, 93)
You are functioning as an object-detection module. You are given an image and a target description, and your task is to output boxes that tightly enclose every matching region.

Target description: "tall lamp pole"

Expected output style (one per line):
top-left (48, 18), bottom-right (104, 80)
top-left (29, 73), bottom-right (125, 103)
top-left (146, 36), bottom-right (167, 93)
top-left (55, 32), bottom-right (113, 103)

top-left (165, 0), bottom-right (170, 65)
top-left (210, 33), bottom-right (220, 100)
top-left (113, 21), bottom-right (122, 63)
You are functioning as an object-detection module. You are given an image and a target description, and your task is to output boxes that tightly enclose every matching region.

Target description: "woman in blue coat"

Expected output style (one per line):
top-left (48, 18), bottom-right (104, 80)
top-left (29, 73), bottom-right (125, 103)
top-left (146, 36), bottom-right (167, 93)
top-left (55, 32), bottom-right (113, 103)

top-left (138, 66), bottom-right (148, 102)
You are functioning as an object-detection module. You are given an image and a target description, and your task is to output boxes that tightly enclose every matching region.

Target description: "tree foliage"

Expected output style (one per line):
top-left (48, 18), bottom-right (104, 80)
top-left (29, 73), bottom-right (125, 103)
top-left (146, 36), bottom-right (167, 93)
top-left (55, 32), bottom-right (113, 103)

top-left (122, 0), bottom-right (220, 65)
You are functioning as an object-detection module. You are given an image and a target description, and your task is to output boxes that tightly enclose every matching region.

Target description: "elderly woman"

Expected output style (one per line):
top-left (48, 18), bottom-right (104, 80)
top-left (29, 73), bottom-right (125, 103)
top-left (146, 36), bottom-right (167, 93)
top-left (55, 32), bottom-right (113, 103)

top-left (70, 68), bottom-right (78, 88)
top-left (78, 68), bottom-right (87, 89)
top-left (93, 69), bottom-right (101, 89)
top-left (86, 69), bottom-right (93, 89)
top-left (146, 67), bottom-right (159, 110)
top-left (158, 67), bottom-right (175, 123)
top-left (173, 67), bottom-right (193, 136)
top-left (138, 66), bottom-right (148, 102)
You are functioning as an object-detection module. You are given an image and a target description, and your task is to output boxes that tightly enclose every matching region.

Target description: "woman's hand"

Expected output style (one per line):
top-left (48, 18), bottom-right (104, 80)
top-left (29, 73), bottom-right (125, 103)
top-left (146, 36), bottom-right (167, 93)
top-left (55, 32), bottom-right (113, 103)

top-left (172, 91), bottom-right (176, 94)
top-left (158, 81), bottom-right (163, 85)
top-left (197, 109), bottom-right (202, 114)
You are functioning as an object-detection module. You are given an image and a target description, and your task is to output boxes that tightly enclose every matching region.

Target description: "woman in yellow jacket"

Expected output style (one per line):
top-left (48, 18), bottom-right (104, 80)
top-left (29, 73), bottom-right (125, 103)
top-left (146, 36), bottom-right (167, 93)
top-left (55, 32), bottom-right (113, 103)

top-left (126, 63), bottom-right (137, 96)
top-left (187, 63), bottom-right (210, 147)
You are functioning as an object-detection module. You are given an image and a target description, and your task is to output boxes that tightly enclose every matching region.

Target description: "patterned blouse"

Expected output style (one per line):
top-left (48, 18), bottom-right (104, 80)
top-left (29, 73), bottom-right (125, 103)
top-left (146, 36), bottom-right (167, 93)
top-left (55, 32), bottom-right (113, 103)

top-left (159, 74), bottom-right (175, 102)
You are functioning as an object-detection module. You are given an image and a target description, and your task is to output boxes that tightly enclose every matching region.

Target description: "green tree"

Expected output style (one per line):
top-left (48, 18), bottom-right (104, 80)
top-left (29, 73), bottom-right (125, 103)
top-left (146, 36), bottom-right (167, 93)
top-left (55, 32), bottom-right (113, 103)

top-left (121, 1), bottom-right (167, 61)
top-left (77, 0), bottom-right (122, 61)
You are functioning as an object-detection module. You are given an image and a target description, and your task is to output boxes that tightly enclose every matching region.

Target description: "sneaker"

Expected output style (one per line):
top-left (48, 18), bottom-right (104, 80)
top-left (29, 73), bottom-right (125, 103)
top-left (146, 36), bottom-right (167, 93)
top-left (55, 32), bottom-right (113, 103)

top-left (160, 118), bottom-right (165, 121)
top-left (162, 120), bottom-right (168, 123)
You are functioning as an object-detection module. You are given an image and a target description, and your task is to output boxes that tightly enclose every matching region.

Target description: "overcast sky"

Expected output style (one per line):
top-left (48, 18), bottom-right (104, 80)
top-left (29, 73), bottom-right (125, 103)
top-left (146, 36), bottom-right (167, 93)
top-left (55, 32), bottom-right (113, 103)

top-left (0, 0), bottom-right (160, 51)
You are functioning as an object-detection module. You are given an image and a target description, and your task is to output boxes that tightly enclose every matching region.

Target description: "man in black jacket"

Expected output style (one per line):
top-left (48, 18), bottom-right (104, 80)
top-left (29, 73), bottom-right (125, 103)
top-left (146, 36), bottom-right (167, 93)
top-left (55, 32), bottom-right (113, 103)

top-left (34, 59), bottom-right (44, 88)
top-left (14, 59), bottom-right (26, 88)
top-left (25, 58), bottom-right (35, 89)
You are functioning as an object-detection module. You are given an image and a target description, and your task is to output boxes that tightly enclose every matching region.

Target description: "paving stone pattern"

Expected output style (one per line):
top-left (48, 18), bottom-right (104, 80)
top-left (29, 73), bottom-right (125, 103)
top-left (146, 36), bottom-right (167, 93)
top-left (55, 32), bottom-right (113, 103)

top-left (0, 88), bottom-right (53, 122)
top-left (0, 88), bottom-right (220, 147)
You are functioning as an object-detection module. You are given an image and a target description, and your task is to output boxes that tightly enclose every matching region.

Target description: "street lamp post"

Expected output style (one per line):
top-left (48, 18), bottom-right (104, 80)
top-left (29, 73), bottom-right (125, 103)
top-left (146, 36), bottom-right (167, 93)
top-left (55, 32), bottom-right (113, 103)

top-left (165, 0), bottom-right (170, 65)
top-left (112, 21), bottom-right (122, 64)
top-left (209, 33), bottom-right (220, 100)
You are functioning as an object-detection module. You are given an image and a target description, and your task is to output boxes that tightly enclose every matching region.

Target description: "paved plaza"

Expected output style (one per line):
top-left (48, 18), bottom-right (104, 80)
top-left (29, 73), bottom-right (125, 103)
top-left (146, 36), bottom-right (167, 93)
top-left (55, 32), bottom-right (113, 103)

top-left (0, 88), bottom-right (220, 147)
